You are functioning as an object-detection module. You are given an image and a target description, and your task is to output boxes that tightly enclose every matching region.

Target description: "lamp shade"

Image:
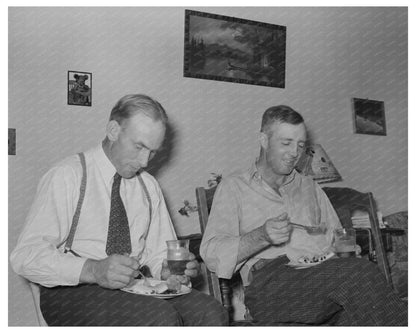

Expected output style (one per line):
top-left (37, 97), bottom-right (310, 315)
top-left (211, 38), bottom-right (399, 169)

top-left (295, 144), bottom-right (342, 183)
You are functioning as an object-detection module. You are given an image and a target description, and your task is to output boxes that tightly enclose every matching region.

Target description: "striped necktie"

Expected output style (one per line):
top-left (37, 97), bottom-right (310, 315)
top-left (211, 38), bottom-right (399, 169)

top-left (106, 173), bottom-right (132, 255)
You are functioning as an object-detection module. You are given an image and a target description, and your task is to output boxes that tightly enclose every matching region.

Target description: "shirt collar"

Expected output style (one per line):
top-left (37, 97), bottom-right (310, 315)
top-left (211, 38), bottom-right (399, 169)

top-left (248, 160), bottom-right (298, 187)
top-left (92, 143), bottom-right (117, 187)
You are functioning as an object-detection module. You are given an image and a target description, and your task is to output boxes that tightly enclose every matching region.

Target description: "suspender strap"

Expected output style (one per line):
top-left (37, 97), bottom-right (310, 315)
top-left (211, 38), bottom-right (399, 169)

top-left (58, 152), bottom-right (153, 256)
top-left (137, 173), bottom-right (152, 223)
top-left (58, 152), bottom-right (87, 256)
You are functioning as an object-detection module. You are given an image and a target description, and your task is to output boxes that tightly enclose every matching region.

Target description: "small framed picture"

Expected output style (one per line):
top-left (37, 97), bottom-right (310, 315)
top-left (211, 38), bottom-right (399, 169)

top-left (68, 71), bottom-right (92, 106)
top-left (8, 128), bottom-right (16, 155)
top-left (352, 98), bottom-right (386, 136)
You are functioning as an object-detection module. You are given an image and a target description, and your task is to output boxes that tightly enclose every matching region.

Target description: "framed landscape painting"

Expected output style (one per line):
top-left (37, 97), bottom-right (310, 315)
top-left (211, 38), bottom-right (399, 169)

top-left (184, 10), bottom-right (286, 88)
top-left (352, 98), bottom-right (386, 136)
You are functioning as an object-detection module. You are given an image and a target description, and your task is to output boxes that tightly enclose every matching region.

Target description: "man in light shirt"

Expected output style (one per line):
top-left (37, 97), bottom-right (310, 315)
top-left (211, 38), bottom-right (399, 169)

top-left (200, 105), bottom-right (407, 326)
top-left (11, 94), bottom-right (228, 326)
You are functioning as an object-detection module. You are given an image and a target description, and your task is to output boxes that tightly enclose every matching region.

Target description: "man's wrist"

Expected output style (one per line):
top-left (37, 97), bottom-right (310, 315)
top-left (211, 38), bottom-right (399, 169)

top-left (259, 224), bottom-right (273, 245)
top-left (79, 259), bottom-right (98, 284)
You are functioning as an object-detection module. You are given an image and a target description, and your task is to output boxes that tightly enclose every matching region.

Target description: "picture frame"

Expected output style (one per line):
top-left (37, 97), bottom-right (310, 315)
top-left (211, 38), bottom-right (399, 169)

top-left (352, 98), bottom-right (386, 136)
top-left (8, 128), bottom-right (16, 155)
top-left (184, 10), bottom-right (286, 89)
top-left (68, 70), bottom-right (92, 106)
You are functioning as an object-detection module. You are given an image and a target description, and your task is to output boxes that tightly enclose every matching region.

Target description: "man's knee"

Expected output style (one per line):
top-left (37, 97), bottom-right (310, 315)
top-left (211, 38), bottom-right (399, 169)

top-left (145, 306), bottom-right (183, 326)
top-left (204, 300), bottom-right (229, 326)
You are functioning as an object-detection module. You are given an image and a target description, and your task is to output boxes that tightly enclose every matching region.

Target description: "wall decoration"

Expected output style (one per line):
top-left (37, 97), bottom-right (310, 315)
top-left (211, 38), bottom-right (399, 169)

top-left (8, 128), bottom-right (16, 155)
top-left (178, 200), bottom-right (198, 217)
top-left (184, 10), bottom-right (286, 88)
top-left (296, 144), bottom-right (342, 184)
top-left (208, 173), bottom-right (222, 188)
top-left (68, 71), bottom-right (92, 106)
top-left (352, 98), bottom-right (386, 136)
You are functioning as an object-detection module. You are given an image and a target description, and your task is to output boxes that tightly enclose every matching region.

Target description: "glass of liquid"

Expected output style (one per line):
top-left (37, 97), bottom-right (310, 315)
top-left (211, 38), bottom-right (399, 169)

top-left (166, 240), bottom-right (190, 275)
top-left (334, 228), bottom-right (356, 258)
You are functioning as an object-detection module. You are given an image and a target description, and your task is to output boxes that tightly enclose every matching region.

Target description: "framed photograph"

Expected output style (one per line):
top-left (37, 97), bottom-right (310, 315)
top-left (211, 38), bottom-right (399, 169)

top-left (8, 128), bottom-right (16, 155)
top-left (352, 98), bottom-right (386, 136)
top-left (68, 71), bottom-right (92, 106)
top-left (184, 10), bottom-right (286, 88)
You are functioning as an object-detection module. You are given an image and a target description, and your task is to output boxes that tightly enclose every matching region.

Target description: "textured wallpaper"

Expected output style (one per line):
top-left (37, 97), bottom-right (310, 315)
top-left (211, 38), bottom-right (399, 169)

top-left (8, 7), bottom-right (407, 325)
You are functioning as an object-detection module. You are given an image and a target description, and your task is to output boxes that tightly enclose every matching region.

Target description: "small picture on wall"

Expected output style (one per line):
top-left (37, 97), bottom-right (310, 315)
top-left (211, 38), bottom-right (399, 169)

top-left (184, 10), bottom-right (286, 88)
top-left (8, 128), bottom-right (16, 155)
top-left (352, 98), bottom-right (386, 136)
top-left (68, 71), bottom-right (92, 106)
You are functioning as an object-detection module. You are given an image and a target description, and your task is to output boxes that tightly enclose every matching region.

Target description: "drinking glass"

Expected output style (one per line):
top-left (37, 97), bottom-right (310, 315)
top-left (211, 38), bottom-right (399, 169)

top-left (166, 240), bottom-right (190, 275)
top-left (334, 228), bottom-right (356, 257)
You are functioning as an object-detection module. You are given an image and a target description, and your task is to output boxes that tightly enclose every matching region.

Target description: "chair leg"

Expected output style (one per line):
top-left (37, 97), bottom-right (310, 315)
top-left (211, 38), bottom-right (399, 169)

top-left (368, 193), bottom-right (393, 287)
top-left (219, 278), bottom-right (233, 319)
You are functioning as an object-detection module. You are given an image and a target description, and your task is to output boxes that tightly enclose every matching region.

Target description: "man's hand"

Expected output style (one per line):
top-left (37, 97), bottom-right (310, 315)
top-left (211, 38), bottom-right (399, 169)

top-left (80, 254), bottom-right (140, 289)
top-left (184, 252), bottom-right (199, 278)
top-left (262, 212), bottom-right (292, 245)
top-left (160, 252), bottom-right (200, 283)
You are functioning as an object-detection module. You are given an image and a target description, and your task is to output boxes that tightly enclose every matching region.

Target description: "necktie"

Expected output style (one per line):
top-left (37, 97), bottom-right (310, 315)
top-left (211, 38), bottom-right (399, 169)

top-left (106, 173), bottom-right (132, 255)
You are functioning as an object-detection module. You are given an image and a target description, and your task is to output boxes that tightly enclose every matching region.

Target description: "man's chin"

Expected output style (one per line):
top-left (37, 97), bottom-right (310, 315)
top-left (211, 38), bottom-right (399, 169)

top-left (279, 166), bottom-right (295, 175)
top-left (120, 171), bottom-right (139, 179)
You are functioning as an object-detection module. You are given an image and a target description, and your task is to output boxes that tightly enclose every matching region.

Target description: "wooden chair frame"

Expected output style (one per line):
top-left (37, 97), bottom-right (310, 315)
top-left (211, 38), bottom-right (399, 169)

top-left (196, 185), bottom-right (394, 322)
top-left (195, 187), bottom-right (234, 314)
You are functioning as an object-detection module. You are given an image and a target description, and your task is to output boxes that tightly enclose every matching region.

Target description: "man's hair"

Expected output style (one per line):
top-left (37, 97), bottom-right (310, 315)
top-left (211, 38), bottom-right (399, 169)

top-left (109, 94), bottom-right (168, 126)
top-left (261, 105), bottom-right (304, 136)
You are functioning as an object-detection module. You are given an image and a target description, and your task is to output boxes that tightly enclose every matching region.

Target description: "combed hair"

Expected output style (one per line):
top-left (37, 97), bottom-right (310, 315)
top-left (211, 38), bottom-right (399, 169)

top-left (109, 94), bottom-right (168, 126)
top-left (261, 105), bottom-right (304, 135)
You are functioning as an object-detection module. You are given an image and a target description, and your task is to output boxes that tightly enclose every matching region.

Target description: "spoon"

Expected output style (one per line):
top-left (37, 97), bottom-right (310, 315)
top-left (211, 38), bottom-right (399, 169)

top-left (289, 222), bottom-right (326, 235)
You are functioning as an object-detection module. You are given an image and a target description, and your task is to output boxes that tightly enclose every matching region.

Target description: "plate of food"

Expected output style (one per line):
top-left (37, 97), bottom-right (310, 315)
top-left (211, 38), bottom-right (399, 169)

top-left (122, 278), bottom-right (191, 299)
top-left (286, 252), bottom-right (335, 269)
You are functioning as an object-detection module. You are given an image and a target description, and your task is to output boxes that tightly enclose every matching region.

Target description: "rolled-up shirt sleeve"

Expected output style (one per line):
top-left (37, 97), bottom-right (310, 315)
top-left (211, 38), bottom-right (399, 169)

top-left (200, 179), bottom-right (242, 279)
top-left (315, 184), bottom-right (342, 241)
top-left (10, 164), bottom-right (87, 287)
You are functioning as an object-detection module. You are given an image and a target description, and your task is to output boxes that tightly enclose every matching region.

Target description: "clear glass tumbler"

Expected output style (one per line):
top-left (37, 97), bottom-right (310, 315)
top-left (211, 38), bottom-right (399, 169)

top-left (166, 239), bottom-right (190, 275)
top-left (334, 228), bottom-right (356, 258)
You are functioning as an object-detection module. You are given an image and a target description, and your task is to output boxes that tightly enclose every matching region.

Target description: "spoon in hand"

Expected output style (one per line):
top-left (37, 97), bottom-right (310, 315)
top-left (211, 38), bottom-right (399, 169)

top-left (289, 222), bottom-right (326, 235)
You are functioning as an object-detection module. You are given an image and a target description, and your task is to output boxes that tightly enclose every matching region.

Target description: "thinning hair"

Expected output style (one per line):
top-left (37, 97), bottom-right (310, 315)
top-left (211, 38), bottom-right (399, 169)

top-left (260, 105), bottom-right (304, 136)
top-left (109, 94), bottom-right (168, 126)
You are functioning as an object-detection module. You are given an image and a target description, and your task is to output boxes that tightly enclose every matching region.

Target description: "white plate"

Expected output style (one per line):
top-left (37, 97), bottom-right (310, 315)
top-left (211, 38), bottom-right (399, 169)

top-left (286, 252), bottom-right (335, 269)
top-left (122, 278), bottom-right (191, 299)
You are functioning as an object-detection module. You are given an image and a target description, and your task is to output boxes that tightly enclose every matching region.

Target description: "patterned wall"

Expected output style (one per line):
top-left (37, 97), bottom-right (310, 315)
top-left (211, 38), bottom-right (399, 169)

top-left (8, 7), bottom-right (407, 325)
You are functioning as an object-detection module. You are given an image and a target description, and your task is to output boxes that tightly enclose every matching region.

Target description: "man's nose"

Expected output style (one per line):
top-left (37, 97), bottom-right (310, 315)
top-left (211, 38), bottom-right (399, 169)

top-left (138, 149), bottom-right (151, 168)
top-left (288, 145), bottom-right (300, 157)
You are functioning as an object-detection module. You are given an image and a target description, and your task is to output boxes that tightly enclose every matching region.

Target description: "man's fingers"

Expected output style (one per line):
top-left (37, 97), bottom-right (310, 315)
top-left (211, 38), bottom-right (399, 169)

top-left (162, 259), bottom-right (169, 268)
top-left (186, 260), bottom-right (198, 269)
top-left (111, 254), bottom-right (140, 270)
top-left (269, 219), bottom-right (290, 230)
top-left (276, 212), bottom-right (289, 220)
top-left (114, 263), bottom-right (138, 277)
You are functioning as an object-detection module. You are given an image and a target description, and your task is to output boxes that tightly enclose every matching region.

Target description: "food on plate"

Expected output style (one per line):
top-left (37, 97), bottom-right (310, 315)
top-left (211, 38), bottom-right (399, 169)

top-left (166, 275), bottom-right (182, 291)
top-left (126, 278), bottom-right (180, 295)
top-left (297, 252), bottom-right (334, 264)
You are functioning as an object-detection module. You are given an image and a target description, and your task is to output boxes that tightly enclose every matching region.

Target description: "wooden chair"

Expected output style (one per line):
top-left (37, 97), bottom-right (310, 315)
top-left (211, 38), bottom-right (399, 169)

top-left (195, 187), bottom-right (231, 310)
top-left (196, 185), bottom-right (395, 322)
top-left (28, 282), bottom-right (48, 326)
top-left (322, 187), bottom-right (393, 286)
top-left (195, 186), bottom-right (250, 324)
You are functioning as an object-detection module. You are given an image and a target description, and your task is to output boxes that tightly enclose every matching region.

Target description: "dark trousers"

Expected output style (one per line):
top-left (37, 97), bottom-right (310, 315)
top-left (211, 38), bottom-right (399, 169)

top-left (40, 284), bottom-right (229, 326)
top-left (245, 256), bottom-right (408, 326)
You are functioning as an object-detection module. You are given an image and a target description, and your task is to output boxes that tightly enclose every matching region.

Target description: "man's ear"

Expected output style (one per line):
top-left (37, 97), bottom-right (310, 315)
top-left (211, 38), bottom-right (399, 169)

top-left (106, 120), bottom-right (121, 142)
top-left (259, 132), bottom-right (269, 150)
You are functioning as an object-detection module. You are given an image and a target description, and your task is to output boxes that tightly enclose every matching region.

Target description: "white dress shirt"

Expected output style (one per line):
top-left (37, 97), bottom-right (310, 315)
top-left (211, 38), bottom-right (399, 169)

top-left (10, 145), bottom-right (177, 287)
